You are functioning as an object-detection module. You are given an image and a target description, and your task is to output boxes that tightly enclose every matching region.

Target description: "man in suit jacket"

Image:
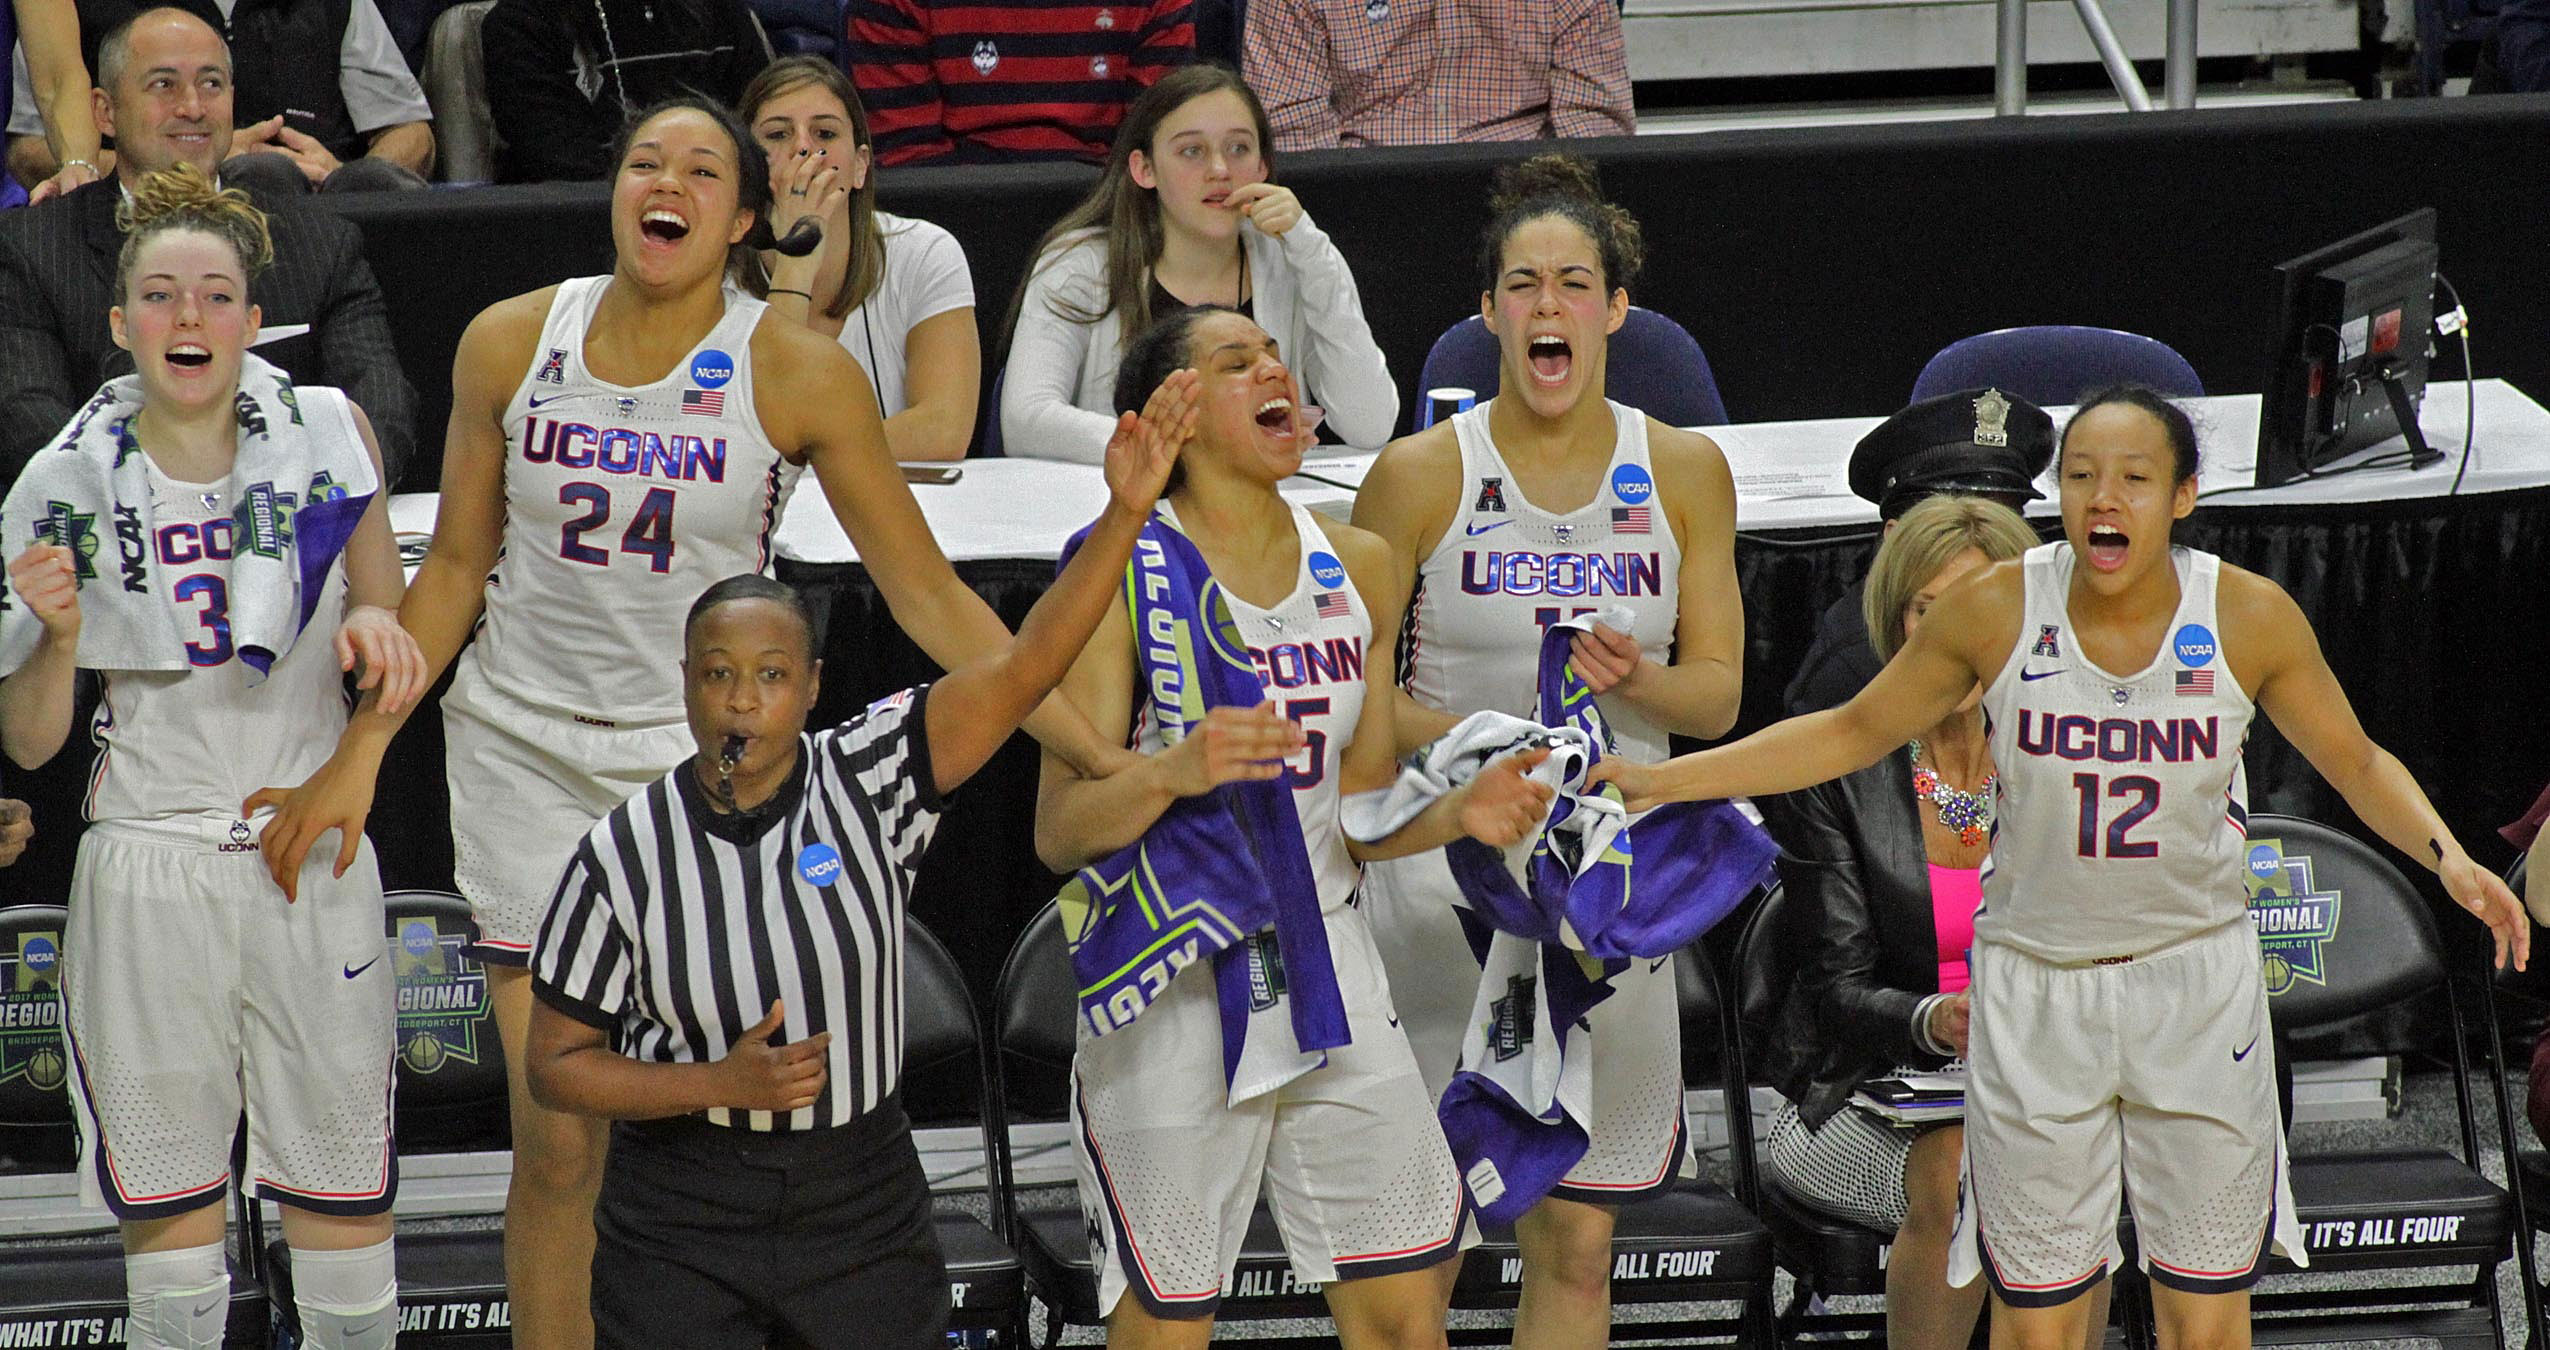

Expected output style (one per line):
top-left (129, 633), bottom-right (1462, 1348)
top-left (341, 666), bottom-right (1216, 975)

top-left (0, 6), bottom-right (416, 487)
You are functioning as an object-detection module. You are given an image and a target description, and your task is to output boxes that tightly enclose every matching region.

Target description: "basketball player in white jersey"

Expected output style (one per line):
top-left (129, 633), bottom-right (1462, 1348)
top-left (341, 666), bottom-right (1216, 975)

top-left (1594, 386), bottom-right (2527, 1350)
top-left (254, 97), bottom-right (1125, 1348)
top-left (1350, 153), bottom-right (1743, 1349)
top-left (1037, 306), bottom-right (1555, 1348)
top-left (1, 167), bottom-right (423, 1349)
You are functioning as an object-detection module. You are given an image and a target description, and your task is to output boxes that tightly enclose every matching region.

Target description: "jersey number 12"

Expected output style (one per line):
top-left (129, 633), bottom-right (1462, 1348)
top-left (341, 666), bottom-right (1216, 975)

top-left (2072, 773), bottom-right (2160, 859)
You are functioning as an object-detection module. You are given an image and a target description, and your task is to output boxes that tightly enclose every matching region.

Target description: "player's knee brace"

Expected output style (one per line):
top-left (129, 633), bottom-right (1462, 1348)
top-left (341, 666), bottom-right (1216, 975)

top-left (124, 1241), bottom-right (229, 1350)
top-left (291, 1238), bottom-right (399, 1350)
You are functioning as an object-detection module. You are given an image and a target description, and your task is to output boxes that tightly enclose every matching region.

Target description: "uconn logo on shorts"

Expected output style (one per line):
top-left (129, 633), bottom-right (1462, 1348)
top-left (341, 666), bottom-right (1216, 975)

top-left (1610, 463), bottom-right (1655, 506)
top-left (797, 843), bottom-right (844, 887)
top-left (1307, 551), bottom-right (1346, 591)
top-left (689, 350), bottom-right (735, 390)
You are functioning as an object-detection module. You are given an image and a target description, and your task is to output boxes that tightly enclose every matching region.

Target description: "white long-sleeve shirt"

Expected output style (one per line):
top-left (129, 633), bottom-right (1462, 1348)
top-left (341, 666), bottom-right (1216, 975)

top-left (1000, 213), bottom-right (1399, 462)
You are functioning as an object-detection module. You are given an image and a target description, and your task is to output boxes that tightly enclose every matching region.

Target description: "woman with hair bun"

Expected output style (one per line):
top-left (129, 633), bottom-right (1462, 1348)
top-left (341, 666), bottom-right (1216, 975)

top-left (0, 162), bottom-right (424, 1349)
top-left (1350, 152), bottom-right (1745, 1348)
top-left (1001, 63), bottom-right (1396, 462)
top-left (256, 95), bottom-right (1124, 1346)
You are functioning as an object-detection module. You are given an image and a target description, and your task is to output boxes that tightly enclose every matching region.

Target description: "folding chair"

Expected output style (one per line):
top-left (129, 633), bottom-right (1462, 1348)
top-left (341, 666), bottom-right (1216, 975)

top-left (1910, 326), bottom-right (2203, 408)
top-left (2201, 815), bottom-right (2542, 1348)
top-left (904, 918), bottom-right (1028, 1346)
top-left (0, 905), bottom-right (271, 1346)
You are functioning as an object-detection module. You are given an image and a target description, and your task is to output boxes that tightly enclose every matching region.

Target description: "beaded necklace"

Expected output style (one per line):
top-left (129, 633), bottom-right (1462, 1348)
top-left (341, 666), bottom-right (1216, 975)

top-left (1909, 739), bottom-right (1995, 848)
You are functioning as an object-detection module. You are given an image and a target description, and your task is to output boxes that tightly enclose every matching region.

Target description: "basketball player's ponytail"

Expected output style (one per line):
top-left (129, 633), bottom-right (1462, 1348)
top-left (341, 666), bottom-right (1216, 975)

top-left (1476, 152), bottom-right (1646, 297)
top-left (113, 163), bottom-right (275, 301)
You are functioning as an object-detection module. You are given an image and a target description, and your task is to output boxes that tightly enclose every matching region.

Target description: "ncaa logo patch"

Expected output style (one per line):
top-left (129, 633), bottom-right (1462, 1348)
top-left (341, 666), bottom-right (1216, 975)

top-left (689, 349), bottom-right (735, 390)
top-left (2174, 623), bottom-right (2218, 668)
top-left (20, 935), bottom-right (57, 982)
top-left (2243, 838), bottom-right (2341, 997)
top-left (1610, 463), bottom-right (1654, 505)
top-left (1307, 551), bottom-right (1346, 590)
top-left (798, 843), bottom-right (844, 887)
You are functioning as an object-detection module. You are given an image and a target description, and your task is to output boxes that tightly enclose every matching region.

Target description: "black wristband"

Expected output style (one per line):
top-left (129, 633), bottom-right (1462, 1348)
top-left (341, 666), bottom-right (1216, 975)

top-left (767, 288), bottom-right (812, 300)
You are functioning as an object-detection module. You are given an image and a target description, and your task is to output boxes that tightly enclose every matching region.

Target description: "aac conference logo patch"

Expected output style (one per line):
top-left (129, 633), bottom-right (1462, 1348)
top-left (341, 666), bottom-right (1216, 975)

top-left (799, 843), bottom-right (844, 887)
top-left (0, 930), bottom-right (65, 1094)
top-left (1610, 463), bottom-right (1654, 506)
top-left (392, 914), bottom-right (490, 1075)
top-left (689, 349), bottom-right (735, 390)
top-left (2245, 838), bottom-right (2341, 996)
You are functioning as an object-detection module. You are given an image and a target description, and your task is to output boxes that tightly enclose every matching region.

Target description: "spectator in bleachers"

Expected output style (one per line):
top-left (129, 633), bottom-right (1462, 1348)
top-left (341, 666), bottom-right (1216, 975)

top-left (8, 0), bottom-right (436, 193)
top-left (1753, 494), bottom-right (2109, 1350)
top-left (1784, 389), bottom-right (2052, 716)
top-left (5, 0), bottom-right (107, 203)
top-left (1000, 63), bottom-right (1394, 462)
top-left (481, 0), bottom-right (767, 183)
top-left (1242, 0), bottom-right (1633, 152)
top-left (0, 5), bottom-right (417, 483)
top-left (742, 55), bottom-right (977, 462)
top-left (845, 0), bottom-right (1193, 167)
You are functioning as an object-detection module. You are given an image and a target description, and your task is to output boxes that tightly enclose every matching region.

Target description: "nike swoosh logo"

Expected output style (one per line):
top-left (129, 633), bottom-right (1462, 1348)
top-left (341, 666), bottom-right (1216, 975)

top-left (2232, 1035), bottom-right (2259, 1062)
top-left (525, 393), bottom-right (579, 409)
top-left (250, 323), bottom-right (311, 346)
top-left (192, 1298), bottom-right (221, 1318)
top-left (1464, 520), bottom-right (1511, 537)
top-left (1386, 1012), bottom-right (1401, 1028)
top-left (344, 956), bottom-right (380, 980)
top-left (2021, 668), bottom-right (2066, 682)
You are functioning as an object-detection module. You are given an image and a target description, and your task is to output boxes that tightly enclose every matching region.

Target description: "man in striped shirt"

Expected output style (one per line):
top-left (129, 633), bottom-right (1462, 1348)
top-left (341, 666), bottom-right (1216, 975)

top-left (845, 0), bottom-right (1196, 166)
top-left (523, 376), bottom-right (1192, 1347)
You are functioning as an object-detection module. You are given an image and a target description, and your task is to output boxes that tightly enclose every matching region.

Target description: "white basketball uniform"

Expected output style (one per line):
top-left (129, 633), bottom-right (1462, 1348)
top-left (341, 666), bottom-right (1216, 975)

top-left (1364, 400), bottom-right (1692, 1202)
top-left (64, 389), bottom-right (396, 1219)
top-left (1947, 542), bottom-right (2304, 1304)
top-left (445, 276), bottom-right (803, 962)
top-left (1073, 505), bottom-right (1469, 1321)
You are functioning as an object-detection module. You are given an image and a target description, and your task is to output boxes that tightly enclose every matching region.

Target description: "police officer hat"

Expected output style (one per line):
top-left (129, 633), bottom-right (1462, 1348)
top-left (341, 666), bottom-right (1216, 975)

top-left (1849, 387), bottom-right (2055, 518)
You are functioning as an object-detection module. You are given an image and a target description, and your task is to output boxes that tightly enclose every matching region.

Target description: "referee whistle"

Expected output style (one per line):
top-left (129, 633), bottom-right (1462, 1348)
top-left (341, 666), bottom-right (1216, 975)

top-left (719, 735), bottom-right (746, 774)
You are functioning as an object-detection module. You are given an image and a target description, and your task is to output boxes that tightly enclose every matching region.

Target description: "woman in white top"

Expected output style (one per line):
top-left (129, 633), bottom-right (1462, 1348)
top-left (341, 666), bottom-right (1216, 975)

top-left (999, 63), bottom-right (1395, 463)
top-left (742, 55), bottom-right (978, 463)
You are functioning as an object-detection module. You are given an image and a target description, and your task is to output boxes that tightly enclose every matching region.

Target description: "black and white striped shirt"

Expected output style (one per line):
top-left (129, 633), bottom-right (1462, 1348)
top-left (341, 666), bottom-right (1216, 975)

top-left (532, 686), bottom-right (945, 1131)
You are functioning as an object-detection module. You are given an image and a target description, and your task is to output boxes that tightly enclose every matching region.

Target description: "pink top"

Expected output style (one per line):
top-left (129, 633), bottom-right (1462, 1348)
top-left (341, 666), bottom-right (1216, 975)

top-left (1928, 863), bottom-right (1982, 995)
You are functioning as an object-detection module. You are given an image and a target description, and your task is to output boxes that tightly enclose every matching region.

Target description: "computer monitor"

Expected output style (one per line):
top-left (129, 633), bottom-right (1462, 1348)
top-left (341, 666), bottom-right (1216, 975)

top-left (2255, 208), bottom-right (2442, 488)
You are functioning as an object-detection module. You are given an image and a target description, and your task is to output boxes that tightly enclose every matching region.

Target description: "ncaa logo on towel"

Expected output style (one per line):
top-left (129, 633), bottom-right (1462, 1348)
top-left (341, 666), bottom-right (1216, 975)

top-left (1308, 551), bottom-right (1346, 589)
top-left (798, 843), bottom-right (844, 887)
top-left (1610, 463), bottom-right (1654, 505)
top-left (2174, 624), bottom-right (2217, 668)
top-left (689, 350), bottom-right (735, 390)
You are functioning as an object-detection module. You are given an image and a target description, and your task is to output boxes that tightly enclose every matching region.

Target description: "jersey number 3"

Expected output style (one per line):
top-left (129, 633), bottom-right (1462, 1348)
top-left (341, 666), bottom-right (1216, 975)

top-left (559, 484), bottom-right (677, 573)
top-left (2072, 773), bottom-right (2160, 859)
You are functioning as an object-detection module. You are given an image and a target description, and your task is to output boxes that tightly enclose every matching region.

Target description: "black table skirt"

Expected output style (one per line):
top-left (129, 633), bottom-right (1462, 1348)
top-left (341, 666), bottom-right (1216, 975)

top-left (3, 490), bottom-right (2544, 1012)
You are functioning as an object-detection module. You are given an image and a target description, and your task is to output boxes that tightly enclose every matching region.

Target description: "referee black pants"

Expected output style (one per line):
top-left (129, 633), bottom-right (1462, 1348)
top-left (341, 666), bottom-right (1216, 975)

top-left (593, 1097), bottom-right (949, 1349)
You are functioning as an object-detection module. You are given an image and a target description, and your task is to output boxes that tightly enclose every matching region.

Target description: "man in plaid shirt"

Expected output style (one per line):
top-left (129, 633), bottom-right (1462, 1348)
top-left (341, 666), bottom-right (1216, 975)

top-left (1242, 0), bottom-right (1634, 151)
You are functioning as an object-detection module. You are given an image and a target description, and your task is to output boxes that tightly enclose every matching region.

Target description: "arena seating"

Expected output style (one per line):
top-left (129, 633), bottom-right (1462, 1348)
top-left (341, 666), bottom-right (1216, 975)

top-left (1908, 326), bottom-right (2205, 406)
top-left (1415, 307), bottom-right (1731, 428)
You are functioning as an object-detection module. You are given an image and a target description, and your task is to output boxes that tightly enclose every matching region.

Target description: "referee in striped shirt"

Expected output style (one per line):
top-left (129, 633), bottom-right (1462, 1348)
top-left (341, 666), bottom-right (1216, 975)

top-left (524, 376), bottom-right (1194, 1348)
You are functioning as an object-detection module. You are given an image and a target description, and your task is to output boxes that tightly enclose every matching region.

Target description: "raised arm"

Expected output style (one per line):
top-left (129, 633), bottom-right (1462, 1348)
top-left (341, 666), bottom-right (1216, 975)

top-left (2232, 566), bottom-right (2529, 970)
top-left (922, 374), bottom-right (1191, 793)
top-left (1348, 427), bottom-right (1464, 754)
top-left (1570, 423), bottom-right (1742, 739)
top-left (1592, 563), bottom-right (2017, 809)
top-left (760, 318), bottom-right (1126, 776)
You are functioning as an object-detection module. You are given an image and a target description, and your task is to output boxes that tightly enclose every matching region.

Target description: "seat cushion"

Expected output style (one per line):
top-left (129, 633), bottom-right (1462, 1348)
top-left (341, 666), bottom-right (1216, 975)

top-left (937, 1211), bottom-right (1022, 1327)
top-left (1019, 1202), bottom-right (1340, 1326)
top-left (1760, 1180), bottom-right (1891, 1297)
top-left (2274, 1149), bottom-right (2511, 1271)
top-left (1455, 1178), bottom-right (1773, 1307)
top-left (0, 1238), bottom-right (266, 1344)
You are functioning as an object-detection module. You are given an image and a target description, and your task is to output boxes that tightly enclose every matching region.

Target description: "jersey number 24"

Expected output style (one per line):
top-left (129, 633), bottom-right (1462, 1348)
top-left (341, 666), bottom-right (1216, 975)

top-left (559, 483), bottom-right (676, 572)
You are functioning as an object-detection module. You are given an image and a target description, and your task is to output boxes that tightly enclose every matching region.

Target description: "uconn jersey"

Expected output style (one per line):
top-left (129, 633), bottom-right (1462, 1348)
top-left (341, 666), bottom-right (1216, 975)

top-left (87, 398), bottom-right (358, 825)
top-left (478, 276), bottom-right (803, 723)
top-left (1978, 543), bottom-right (2256, 962)
top-left (1140, 503), bottom-right (1369, 913)
top-left (1405, 402), bottom-right (1680, 760)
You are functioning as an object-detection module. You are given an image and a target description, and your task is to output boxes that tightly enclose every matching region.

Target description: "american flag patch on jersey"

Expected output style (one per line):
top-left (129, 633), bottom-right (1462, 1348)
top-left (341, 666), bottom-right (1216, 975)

top-left (1611, 505), bottom-right (1651, 534)
top-left (1314, 591), bottom-right (1350, 618)
top-left (2176, 669), bottom-right (2214, 696)
top-left (682, 389), bottom-right (724, 416)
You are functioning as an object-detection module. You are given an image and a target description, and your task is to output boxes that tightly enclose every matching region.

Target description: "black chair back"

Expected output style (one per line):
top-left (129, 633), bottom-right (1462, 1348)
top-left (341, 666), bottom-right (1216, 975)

top-left (0, 907), bottom-right (70, 1138)
top-left (993, 900), bottom-right (1079, 1122)
top-left (2240, 818), bottom-right (2446, 1028)
top-left (900, 919), bottom-right (983, 1129)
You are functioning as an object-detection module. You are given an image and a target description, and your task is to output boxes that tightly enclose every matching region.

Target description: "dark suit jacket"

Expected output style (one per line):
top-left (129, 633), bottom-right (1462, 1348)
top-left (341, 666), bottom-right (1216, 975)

top-left (1755, 748), bottom-right (1955, 1130)
top-left (1783, 575), bottom-right (1884, 718)
top-left (0, 177), bottom-right (418, 487)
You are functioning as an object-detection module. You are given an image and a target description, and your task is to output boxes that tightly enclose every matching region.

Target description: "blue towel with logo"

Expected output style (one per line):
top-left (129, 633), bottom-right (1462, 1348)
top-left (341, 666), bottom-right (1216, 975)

top-left (1050, 509), bottom-right (1349, 1103)
top-left (0, 356), bottom-right (375, 681)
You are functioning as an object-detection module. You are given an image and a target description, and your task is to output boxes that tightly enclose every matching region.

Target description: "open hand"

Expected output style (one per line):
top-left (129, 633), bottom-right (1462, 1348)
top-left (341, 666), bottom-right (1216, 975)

top-left (716, 1000), bottom-right (830, 1112)
top-left (1456, 747), bottom-right (1556, 847)
top-left (2442, 854), bottom-right (2529, 971)
top-left (1103, 368), bottom-right (1198, 516)
top-left (28, 156), bottom-right (99, 205)
top-left (8, 544), bottom-right (82, 638)
top-left (1160, 701), bottom-right (1304, 798)
top-left (244, 743), bottom-right (385, 901)
top-left (337, 604), bottom-right (425, 716)
top-left (1569, 622), bottom-right (1642, 695)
